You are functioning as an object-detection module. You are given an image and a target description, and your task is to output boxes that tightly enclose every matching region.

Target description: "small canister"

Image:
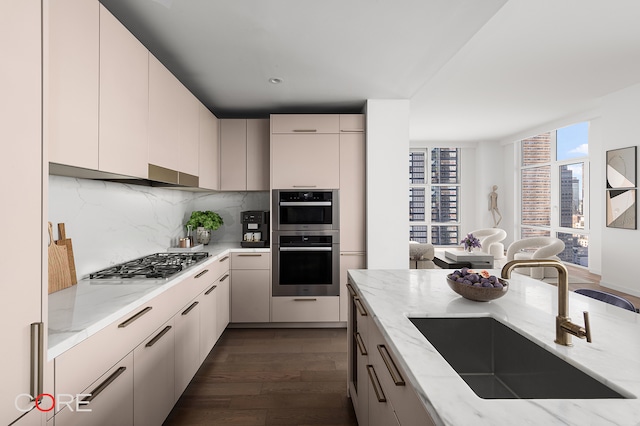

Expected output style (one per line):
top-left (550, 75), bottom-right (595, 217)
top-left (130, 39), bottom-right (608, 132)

top-left (179, 237), bottom-right (191, 248)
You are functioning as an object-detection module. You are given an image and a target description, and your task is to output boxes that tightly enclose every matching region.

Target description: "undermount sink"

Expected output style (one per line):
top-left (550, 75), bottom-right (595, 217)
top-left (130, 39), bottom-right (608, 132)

top-left (409, 316), bottom-right (629, 399)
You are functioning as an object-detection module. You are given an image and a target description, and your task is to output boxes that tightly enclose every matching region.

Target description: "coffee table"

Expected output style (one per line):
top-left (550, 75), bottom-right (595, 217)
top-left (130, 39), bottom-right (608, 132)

top-left (433, 250), bottom-right (494, 269)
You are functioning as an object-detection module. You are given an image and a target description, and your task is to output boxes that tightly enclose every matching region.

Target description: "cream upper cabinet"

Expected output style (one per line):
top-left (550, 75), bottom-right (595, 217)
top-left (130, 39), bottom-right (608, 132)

top-left (220, 119), bottom-right (269, 191)
top-left (340, 114), bottom-right (365, 133)
top-left (271, 114), bottom-right (340, 134)
top-left (220, 119), bottom-right (247, 191)
top-left (45, 0), bottom-right (99, 170)
top-left (198, 105), bottom-right (220, 190)
top-left (98, 5), bottom-right (148, 179)
top-left (339, 130), bottom-right (366, 252)
top-left (0, 1), bottom-right (46, 424)
top-left (148, 54), bottom-right (200, 177)
top-left (271, 133), bottom-right (340, 189)
top-left (247, 119), bottom-right (270, 190)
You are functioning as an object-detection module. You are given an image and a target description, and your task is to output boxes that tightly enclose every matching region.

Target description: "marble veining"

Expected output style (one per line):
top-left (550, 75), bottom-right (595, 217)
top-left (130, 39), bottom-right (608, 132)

top-left (48, 244), bottom-right (268, 359)
top-left (348, 269), bottom-right (640, 426)
top-left (49, 175), bottom-right (269, 278)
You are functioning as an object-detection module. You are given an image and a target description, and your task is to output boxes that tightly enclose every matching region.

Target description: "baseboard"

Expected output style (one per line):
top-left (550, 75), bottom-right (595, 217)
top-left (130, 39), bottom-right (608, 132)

top-left (228, 321), bottom-right (347, 329)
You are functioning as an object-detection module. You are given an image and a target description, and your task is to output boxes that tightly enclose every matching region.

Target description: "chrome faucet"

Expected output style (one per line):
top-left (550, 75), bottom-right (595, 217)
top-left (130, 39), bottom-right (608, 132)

top-left (501, 259), bottom-right (592, 346)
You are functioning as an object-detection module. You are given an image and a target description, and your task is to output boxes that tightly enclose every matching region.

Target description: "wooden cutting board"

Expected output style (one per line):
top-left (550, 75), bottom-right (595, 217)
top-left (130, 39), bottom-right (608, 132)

top-left (48, 222), bottom-right (72, 293)
top-left (55, 223), bottom-right (77, 284)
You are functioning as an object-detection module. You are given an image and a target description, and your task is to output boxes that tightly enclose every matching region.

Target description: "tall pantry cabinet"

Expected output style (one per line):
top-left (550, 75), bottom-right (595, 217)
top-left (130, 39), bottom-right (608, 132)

top-left (1, 0), bottom-right (48, 425)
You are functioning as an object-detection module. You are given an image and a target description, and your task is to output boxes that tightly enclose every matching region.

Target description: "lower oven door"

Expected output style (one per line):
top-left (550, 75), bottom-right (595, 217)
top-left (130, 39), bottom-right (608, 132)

top-left (272, 231), bottom-right (340, 297)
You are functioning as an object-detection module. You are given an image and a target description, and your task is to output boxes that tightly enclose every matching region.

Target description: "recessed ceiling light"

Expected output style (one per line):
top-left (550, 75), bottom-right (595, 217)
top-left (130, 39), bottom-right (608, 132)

top-left (269, 77), bottom-right (283, 84)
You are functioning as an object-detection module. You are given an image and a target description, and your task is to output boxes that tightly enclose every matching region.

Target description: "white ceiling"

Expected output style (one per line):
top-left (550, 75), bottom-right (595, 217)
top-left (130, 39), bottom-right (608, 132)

top-left (99, 0), bottom-right (640, 143)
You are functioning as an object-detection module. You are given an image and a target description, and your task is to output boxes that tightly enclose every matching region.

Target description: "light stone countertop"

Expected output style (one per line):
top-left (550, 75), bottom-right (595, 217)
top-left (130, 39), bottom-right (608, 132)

top-left (48, 243), bottom-right (269, 359)
top-left (347, 269), bottom-right (640, 426)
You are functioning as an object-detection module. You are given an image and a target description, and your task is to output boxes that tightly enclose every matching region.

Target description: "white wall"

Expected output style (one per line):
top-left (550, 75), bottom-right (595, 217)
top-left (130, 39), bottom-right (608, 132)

top-left (599, 83), bottom-right (640, 296)
top-left (48, 175), bottom-right (268, 278)
top-left (366, 99), bottom-right (410, 269)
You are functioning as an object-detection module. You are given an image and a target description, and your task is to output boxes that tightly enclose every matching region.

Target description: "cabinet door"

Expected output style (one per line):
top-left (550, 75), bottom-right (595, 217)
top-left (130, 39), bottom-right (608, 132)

top-left (148, 54), bottom-right (199, 176)
top-left (199, 282), bottom-right (219, 362)
top-left (271, 114), bottom-right (339, 134)
top-left (271, 297), bottom-right (340, 322)
top-left (340, 132), bottom-right (366, 252)
top-left (220, 119), bottom-right (247, 190)
top-left (45, 0), bottom-right (99, 169)
top-left (216, 272), bottom-right (231, 338)
top-left (246, 118), bottom-right (270, 191)
top-left (340, 114), bottom-right (365, 133)
top-left (340, 253), bottom-right (366, 322)
top-left (0, 1), bottom-right (44, 424)
top-left (175, 300), bottom-right (201, 398)
top-left (231, 270), bottom-right (270, 323)
top-left (99, 5), bottom-right (148, 179)
top-left (231, 252), bottom-right (270, 269)
top-left (271, 134), bottom-right (340, 189)
top-left (134, 319), bottom-right (175, 426)
top-left (198, 105), bottom-right (220, 190)
top-left (54, 353), bottom-right (133, 426)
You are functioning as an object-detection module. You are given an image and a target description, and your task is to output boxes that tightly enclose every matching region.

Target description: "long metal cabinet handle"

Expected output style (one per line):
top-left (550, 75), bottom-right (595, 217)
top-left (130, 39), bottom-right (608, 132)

top-left (118, 306), bottom-right (152, 328)
top-left (293, 298), bottom-right (317, 302)
top-left (181, 301), bottom-right (199, 316)
top-left (346, 283), bottom-right (356, 297)
top-left (219, 274), bottom-right (230, 282)
top-left (237, 253), bottom-right (263, 257)
top-left (292, 129), bottom-right (317, 132)
top-left (366, 365), bottom-right (386, 402)
top-left (30, 322), bottom-right (44, 402)
top-left (292, 185), bottom-right (317, 188)
top-left (194, 269), bottom-right (209, 279)
top-left (82, 366), bottom-right (127, 403)
top-left (340, 129), bottom-right (364, 133)
top-left (145, 325), bottom-right (172, 348)
top-left (354, 332), bottom-right (367, 355)
top-left (219, 256), bottom-right (229, 262)
top-left (354, 298), bottom-right (368, 317)
top-left (205, 285), bottom-right (217, 295)
top-left (377, 344), bottom-right (405, 386)
top-left (280, 247), bottom-right (332, 252)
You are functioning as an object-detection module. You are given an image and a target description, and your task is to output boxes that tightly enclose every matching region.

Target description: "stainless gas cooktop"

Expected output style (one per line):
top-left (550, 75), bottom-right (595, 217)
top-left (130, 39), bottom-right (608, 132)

top-left (89, 252), bottom-right (208, 279)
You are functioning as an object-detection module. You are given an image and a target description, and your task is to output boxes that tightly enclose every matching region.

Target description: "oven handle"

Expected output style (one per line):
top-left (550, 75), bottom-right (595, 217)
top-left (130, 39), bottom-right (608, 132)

top-left (279, 201), bottom-right (331, 206)
top-left (279, 247), bottom-right (332, 252)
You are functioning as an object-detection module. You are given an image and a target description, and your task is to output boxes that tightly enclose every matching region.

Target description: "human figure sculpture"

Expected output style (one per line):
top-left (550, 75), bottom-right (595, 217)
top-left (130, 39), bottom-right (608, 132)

top-left (489, 185), bottom-right (502, 227)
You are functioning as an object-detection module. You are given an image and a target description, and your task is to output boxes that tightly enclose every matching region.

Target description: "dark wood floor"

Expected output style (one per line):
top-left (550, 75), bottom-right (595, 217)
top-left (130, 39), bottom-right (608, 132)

top-left (164, 328), bottom-right (358, 426)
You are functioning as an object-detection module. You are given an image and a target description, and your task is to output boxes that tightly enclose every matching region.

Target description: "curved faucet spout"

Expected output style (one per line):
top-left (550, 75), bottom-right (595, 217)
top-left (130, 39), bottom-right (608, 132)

top-left (501, 259), bottom-right (591, 346)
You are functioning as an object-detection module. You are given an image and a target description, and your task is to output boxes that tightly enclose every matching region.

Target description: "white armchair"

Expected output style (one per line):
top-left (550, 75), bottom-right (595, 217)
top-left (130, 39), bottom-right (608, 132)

top-left (409, 241), bottom-right (435, 269)
top-left (506, 237), bottom-right (565, 279)
top-left (469, 228), bottom-right (507, 259)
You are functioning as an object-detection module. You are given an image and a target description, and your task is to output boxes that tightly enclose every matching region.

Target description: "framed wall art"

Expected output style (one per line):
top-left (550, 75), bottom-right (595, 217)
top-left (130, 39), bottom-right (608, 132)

top-left (606, 146), bottom-right (636, 189)
top-left (606, 146), bottom-right (637, 229)
top-left (606, 189), bottom-right (636, 229)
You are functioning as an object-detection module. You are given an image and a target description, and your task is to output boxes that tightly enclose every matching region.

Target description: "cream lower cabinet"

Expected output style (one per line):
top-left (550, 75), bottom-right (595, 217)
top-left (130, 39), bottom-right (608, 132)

top-left (271, 297), bottom-right (340, 322)
top-left (54, 354), bottom-right (134, 426)
top-left (174, 299), bottom-right (201, 398)
top-left (215, 272), bottom-right (231, 339)
top-left (199, 280), bottom-right (219, 362)
top-left (133, 319), bottom-right (176, 426)
top-left (230, 252), bottom-right (270, 323)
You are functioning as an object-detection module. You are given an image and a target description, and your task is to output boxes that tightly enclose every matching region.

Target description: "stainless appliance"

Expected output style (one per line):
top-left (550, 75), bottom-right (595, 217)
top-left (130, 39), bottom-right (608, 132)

top-left (272, 189), bottom-right (339, 231)
top-left (89, 252), bottom-right (208, 279)
top-left (241, 210), bottom-right (269, 248)
top-left (272, 230), bottom-right (340, 296)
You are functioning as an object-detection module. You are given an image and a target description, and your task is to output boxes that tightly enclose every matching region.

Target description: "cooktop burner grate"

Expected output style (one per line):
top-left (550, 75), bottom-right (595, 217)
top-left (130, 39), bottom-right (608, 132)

top-left (90, 252), bottom-right (209, 279)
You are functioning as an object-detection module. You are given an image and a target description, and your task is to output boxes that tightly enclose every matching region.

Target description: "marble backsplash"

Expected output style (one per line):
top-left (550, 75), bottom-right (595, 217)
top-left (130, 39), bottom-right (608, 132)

top-left (49, 175), bottom-right (269, 278)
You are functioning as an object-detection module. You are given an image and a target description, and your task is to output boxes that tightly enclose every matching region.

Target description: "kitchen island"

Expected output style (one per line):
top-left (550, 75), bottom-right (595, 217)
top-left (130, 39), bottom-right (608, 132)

top-left (347, 269), bottom-right (640, 426)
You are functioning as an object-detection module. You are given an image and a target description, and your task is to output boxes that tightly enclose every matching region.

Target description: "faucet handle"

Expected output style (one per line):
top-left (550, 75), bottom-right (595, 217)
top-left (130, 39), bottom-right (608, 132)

top-left (583, 311), bottom-right (592, 343)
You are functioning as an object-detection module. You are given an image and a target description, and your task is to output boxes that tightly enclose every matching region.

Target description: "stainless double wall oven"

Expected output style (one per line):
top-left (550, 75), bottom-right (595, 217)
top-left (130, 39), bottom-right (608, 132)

top-left (272, 189), bottom-right (340, 297)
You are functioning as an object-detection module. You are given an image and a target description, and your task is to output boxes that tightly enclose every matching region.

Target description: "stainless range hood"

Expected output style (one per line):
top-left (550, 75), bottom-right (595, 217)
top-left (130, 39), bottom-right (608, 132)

top-left (50, 162), bottom-right (202, 190)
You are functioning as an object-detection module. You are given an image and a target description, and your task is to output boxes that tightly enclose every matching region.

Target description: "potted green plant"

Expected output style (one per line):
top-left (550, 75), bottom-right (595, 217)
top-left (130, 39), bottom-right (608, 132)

top-left (186, 211), bottom-right (223, 245)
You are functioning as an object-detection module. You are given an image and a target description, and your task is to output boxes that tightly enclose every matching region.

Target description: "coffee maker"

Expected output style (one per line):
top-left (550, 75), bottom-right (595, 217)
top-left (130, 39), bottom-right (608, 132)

top-left (241, 211), bottom-right (269, 248)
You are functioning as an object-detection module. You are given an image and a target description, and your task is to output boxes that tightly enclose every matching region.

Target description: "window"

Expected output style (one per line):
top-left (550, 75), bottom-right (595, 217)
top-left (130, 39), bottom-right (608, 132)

top-left (410, 148), bottom-right (461, 245)
top-left (519, 122), bottom-right (589, 267)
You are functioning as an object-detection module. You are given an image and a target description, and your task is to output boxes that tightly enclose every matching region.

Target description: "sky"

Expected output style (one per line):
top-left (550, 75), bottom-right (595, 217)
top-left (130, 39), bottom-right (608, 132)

top-left (556, 121), bottom-right (589, 161)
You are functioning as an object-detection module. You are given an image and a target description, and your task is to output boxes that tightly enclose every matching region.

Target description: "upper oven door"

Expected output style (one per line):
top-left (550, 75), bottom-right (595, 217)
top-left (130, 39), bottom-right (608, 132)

top-left (272, 189), bottom-right (339, 231)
